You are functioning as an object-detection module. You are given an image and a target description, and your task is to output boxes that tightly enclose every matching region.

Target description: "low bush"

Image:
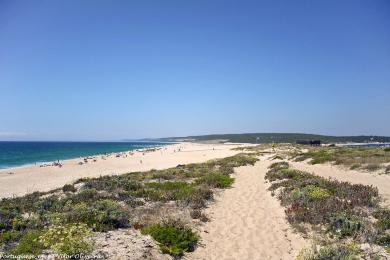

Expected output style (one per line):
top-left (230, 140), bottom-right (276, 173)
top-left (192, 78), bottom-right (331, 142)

top-left (134, 182), bottom-right (197, 202)
top-left (349, 164), bottom-right (361, 170)
top-left (297, 243), bottom-right (361, 260)
top-left (39, 223), bottom-right (93, 256)
top-left (269, 161), bottom-right (289, 170)
top-left (65, 199), bottom-right (130, 231)
top-left (12, 230), bottom-right (44, 256)
top-left (184, 185), bottom-right (213, 209)
top-left (68, 188), bottom-right (107, 203)
top-left (190, 210), bottom-right (209, 222)
top-left (373, 209), bottom-right (390, 230)
top-left (62, 184), bottom-right (77, 193)
top-left (195, 173), bottom-right (234, 188)
top-left (376, 235), bottom-right (390, 248)
top-left (328, 213), bottom-right (363, 238)
top-left (0, 230), bottom-right (21, 244)
top-left (141, 220), bottom-right (199, 257)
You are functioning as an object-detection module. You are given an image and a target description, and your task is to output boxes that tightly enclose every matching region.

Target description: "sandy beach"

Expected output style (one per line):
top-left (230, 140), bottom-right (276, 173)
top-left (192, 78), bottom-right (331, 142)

top-left (1, 143), bottom-right (390, 259)
top-left (0, 142), bottom-right (244, 198)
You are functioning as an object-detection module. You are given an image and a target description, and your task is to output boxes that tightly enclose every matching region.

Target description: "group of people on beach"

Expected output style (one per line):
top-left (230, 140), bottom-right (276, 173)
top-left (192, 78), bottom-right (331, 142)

top-left (37, 145), bottom-right (185, 169)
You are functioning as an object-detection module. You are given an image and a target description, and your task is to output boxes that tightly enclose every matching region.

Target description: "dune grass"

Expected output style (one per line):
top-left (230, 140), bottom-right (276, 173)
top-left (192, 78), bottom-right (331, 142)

top-left (0, 153), bottom-right (258, 257)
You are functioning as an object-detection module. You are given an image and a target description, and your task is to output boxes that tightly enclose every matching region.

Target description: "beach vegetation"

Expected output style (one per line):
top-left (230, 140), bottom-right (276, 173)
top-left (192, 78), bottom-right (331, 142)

top-left (269, 161), bottom-right (290, 170)
top-left (189, 209), bottom-right (209, 222)
top-left (141, 220), bottom-right (199, 257)
top-left (266, 162), bottom-right (390, 258)
top-left (292, 146), bottom-right (390, 173)
top-left (39, 223), bottom-right (93, 255)
top-left (63, 199), bottom-right (131, 231)
top-left (11, 230), bottom-right (44, 256)
top-left (328, 212), bottom-right (363, 238)
top-left (62, 184), bottom-right (77, 193)
top-left (373, 209), bottom-right (390, 230)
top-left (297, 243), bottom-right (361, 260)
top-left (0, 153), bottom-right (258, 257)
top-left (195, 172), bottom-right (234, 188)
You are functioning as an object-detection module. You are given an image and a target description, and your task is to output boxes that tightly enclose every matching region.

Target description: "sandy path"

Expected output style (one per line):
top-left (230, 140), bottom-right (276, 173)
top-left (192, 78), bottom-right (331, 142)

top-left (289, 160), bottom-right (390, 207)
top-left (188, 158), bottom-right (307, 260)
top-left (0, 143), bottom-right (244, 198)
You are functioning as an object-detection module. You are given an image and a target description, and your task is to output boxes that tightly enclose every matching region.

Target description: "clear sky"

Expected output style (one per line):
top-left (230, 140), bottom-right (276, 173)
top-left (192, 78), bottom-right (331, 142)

top-left (1, 0), bottom-right (389, 141)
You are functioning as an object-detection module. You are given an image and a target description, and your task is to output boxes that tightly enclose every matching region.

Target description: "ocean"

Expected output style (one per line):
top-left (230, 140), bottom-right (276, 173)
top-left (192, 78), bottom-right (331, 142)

top-left (0, 141), bottom-right (170, 169)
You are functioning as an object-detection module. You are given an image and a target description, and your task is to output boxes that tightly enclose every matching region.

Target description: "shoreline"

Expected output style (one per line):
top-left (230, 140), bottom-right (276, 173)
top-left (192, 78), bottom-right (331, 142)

top-left (0, 142), bottom-right (246, 198)
top-left (0, 143), bottom-right (173, 171)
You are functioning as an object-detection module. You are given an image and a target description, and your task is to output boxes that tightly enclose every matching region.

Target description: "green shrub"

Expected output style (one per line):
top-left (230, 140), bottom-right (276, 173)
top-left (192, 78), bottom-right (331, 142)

top-left (184, 185), bottom-right (213, 209)
top-left (62, 184), bottom-right (77, 193)
top-left (304, 185), bottom-right (331, 200)
top-left (35, 195), bottom-right (64, 213)
top-left (269, 161), bottom-right (289, 170)
top-left (377, 235), bottom-right (390, 247)
top-left (195, 173), bottom-right (234, 188)
top-left (135, 182), bottom-right (197, 202)
top-left (11, 214), bottom-right (41, 231)
top-left (297, 243), bottom-right (361, 260)
top-left (141, 221), bottom-right (199, 257)
top-left (384, 147), bottom-right (390, 152)
top-left (373, 209), bottom-right (390, 230)
top-left (0, 230), bottom-right (21, 244)
top-left (69, 188), bottom-right (105, 203)
top-left (349, 164), bottom-right (361, 170)
top-left (328, 213), bottom-right (362, 237)
top-left (66, 199), bottom-right (130, 231)
top-left (39, 223), bottom-right (93, 256)
top-left (12, 230), bottom-right (44, 256)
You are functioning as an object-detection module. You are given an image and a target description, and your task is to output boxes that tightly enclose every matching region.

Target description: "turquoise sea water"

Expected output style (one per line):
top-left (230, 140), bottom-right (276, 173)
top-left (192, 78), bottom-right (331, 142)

top-left (0, 141), bottom-right (170, 169)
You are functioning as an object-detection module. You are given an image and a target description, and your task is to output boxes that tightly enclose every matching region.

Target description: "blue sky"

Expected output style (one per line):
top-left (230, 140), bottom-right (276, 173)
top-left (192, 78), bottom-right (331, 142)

top-left (0, 0), bottom-right (389, 141)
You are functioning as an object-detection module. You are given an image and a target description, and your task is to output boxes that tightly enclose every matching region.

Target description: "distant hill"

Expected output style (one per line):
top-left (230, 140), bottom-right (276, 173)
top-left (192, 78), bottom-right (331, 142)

top-left (141, 133), bottom-right (390, 144)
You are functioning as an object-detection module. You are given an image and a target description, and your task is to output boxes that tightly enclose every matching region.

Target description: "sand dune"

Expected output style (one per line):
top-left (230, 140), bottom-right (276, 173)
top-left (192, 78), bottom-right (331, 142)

top-left (188, 157), bottom-right (307, 260)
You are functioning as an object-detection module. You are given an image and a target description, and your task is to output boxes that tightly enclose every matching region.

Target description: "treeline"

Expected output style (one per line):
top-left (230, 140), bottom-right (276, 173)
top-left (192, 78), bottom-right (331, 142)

top-left (153, 133), bottom-right (390, 144)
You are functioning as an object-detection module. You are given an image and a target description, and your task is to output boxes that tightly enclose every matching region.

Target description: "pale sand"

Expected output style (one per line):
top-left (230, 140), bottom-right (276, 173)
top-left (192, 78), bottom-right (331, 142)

top-left (188, 157), bottom-right (308, 260)
top-left (289, 160), bottom-right (390, 207)
top-left (0, 143), bottom-right (244, 198)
